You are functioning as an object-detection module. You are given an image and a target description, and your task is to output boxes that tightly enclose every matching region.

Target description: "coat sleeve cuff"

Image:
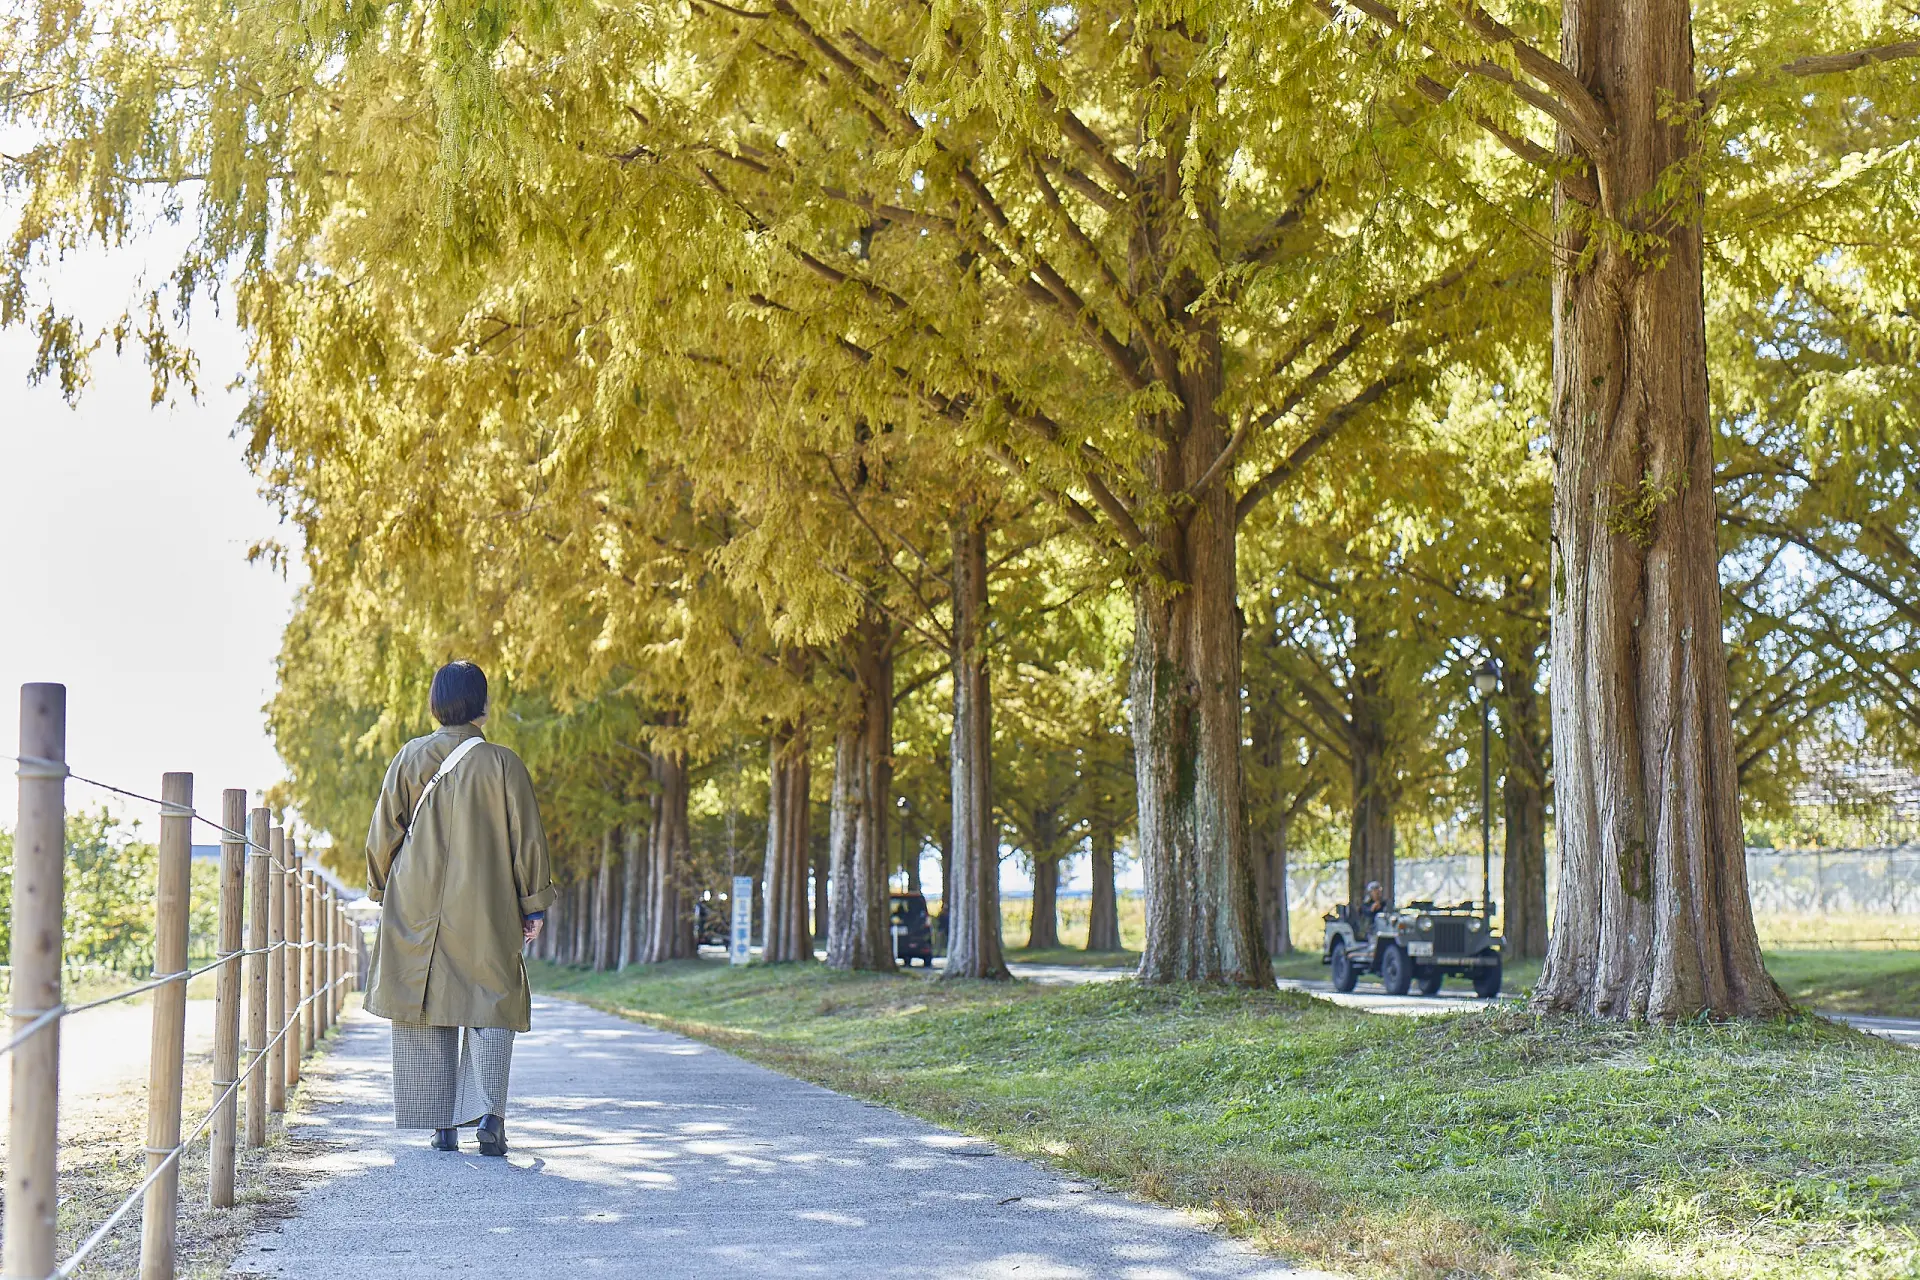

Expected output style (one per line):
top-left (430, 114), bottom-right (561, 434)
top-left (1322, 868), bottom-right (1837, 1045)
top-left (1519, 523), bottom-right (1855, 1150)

top-left (520, 885), bottom-right (557, 913)
top-left (366, 886), bottom-right (384, 904)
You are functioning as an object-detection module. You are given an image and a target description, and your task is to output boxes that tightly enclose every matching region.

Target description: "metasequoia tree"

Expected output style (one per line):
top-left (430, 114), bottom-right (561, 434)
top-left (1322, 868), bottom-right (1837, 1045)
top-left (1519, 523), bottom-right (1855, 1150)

top-left (5, 0), bottom-right (1519, 988)
top-left (1714, 221), bottom-right (1920, 788)
top-left (1243, 672), bottom-right (1333, 959)
top-left (12, 0), bottom-right (1916, 1013)
top-left (1253, 565), bottom-right (1449, 907)
top-left (388, 0), bottom-right (1502, 985)
top-left (761, 711), bottom-right (815, 964)
top-left (1365, 367), bottom-right (1555, 956)
top-left (1324, 0), bottom-right (1920, 1016)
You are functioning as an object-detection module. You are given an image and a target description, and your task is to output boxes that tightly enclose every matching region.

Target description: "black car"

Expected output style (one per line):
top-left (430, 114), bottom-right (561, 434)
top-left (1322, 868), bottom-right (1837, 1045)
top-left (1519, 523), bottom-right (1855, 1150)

top-left (890, 892), bottom-right (935, 967)
top-left (693, 899), bottom-right (729, 948)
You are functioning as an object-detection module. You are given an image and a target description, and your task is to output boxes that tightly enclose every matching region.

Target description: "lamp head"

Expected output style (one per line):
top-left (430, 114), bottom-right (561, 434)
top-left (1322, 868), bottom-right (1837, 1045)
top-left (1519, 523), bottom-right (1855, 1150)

top-left (1472, 659), bottom-right (1499, 696)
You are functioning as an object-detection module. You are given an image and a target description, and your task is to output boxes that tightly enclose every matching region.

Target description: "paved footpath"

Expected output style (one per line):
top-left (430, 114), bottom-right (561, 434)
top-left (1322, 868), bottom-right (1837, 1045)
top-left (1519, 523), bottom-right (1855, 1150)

top-left (232, 997), bottom-right (1338, 1280)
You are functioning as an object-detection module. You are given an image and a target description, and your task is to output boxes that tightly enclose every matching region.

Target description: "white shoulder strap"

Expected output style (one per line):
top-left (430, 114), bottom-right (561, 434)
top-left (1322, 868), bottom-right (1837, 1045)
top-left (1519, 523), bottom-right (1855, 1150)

top-left (410, 736), bottom-right (486, 826)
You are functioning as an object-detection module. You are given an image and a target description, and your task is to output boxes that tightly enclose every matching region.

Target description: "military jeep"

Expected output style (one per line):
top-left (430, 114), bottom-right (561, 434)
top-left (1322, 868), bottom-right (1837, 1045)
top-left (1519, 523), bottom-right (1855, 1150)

top-left (1322, 899), bottom-right (1503, 998)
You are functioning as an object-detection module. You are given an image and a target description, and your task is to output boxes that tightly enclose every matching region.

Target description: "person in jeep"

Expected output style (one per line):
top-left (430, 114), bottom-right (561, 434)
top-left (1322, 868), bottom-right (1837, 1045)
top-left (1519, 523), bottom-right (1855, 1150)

top-left (1359, 880), bottom-right (1388, 936)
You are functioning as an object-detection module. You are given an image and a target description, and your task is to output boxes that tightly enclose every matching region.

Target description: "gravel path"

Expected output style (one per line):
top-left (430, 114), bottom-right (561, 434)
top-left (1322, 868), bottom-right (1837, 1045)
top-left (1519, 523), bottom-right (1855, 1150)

top-left (229, 997), bottom-right (1338, 1280)
top-left (0, 997), bottom-right (215, 1127)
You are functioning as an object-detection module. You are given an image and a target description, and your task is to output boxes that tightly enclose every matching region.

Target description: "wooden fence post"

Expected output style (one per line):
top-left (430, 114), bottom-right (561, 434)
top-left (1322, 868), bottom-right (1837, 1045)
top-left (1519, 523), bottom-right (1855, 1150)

top-left (322, 887), bottom-right (336, 1035)
top-left (315, 885), bottom-right (329, 1040)
top-left (285, 846), bottom-right (303, 1088)
top-left (4, 684), bottom-right (66, 1280)
top-left (246, 806), bottom-right (271, 1146)
top-left (139, 772), bottom-right (193, 1280)
top-left (301, 859), bottom-right (317, 1056)
top-left (208, 790), bottom-right (246, 1208)
top-left (329, 894), bottom-right (343, 1016)
top-left (336, 896), bottom-right (350, 1011)
top-left (267, 824), bottom-right (286, 1113)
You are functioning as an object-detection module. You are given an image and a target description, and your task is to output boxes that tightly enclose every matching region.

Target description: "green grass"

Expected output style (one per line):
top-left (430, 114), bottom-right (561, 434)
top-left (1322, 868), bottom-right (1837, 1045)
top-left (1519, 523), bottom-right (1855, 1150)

top-left (531, 958), bottom-right (1920, 1279)
top-left (1765, 949), bottom-right (1920, 1019)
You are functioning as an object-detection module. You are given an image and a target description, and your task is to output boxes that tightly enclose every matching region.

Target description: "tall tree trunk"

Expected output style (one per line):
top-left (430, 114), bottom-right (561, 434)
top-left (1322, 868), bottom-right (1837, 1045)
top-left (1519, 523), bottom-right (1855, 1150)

top-left (1127, 122), bottom-right (1267, 988)
top-left (1347, 667), bottom-right (1397, 907)
top-left (945, 513), bottom-right (1009, 979)
top-left (572, 879), bottom-right (589, 965)
top-left (1536, 0), bottom-right (1784, 1019)
top-left (644, 749), bottom-right (696, 963)
top-left (1500, 643), bottom-right (1551, 960)
top-left (1259, 815), bottom-right (1293, 957)
top-left (1129, 397), bottom-right (1268, 984)
top-left (1027, 854), bottom-right (1061, 951)
top-left (826, 608), bottom-right (897, 972)
top-left (1085, 821), bottom-right (1121, 952)
top-left (619, 823), bottom-right (645, 969)
top-left (762, 727), bottom-right (813, 963)
top-left (812, 843), bottom-right (828, 948)
top-left (542, 887), bottom-right (561, 962)
top-left (594, 829), bottom-right (616, 971)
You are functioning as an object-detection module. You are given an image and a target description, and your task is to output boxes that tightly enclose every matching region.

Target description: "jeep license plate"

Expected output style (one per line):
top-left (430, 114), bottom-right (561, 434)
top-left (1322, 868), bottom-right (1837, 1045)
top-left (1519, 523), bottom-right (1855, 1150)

top-left (1407, 941), bottom-right (1433, 957)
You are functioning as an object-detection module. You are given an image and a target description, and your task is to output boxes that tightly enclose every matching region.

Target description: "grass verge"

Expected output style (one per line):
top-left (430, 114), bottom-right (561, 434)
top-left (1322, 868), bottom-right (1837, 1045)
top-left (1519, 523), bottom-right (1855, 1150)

top-left (533, 958), bottom-right (1920, 1280)
top-left (1765, 949), bottom-right (1920, 1019)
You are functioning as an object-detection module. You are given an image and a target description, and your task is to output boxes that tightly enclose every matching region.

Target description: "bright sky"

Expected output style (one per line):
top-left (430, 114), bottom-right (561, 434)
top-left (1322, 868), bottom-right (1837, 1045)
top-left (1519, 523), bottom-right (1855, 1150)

top-left (0, 247), bottom-right (302, 833)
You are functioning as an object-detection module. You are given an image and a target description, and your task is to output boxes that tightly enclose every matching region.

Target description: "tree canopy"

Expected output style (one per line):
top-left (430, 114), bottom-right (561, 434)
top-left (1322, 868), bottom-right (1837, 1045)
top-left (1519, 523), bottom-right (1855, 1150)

top-left (4, 0), bottom-right (1917, 1018)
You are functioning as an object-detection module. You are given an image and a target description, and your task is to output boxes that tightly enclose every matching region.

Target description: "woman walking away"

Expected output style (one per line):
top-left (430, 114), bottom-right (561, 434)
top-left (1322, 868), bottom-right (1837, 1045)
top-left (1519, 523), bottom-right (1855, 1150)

top-left (365, 661), bottom-right (556, 1156)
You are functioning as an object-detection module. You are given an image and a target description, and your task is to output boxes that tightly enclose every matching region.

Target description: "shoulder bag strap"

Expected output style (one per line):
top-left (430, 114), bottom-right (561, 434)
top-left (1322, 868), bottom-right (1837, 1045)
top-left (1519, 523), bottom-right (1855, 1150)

top-left (409, 735), bottom-right (486, 827)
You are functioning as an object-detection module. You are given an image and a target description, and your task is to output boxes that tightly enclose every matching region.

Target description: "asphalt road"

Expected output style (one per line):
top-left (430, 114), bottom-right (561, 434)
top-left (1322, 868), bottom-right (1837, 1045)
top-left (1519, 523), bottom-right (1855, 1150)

top-left (230, 998), bottom-right (1339, 1279)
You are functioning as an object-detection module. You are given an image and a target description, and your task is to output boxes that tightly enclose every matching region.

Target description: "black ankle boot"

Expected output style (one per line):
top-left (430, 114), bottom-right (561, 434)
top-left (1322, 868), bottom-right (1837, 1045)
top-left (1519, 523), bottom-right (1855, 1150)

top-left (476, 1114), bottom-right (507, 1157)
top-left (430, 1128), bottom-right (458, 1152)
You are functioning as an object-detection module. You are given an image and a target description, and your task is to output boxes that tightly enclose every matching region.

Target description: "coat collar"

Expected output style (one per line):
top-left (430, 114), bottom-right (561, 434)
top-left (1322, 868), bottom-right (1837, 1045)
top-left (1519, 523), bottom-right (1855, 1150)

top-left (438, 722), bottom-right (487, 742)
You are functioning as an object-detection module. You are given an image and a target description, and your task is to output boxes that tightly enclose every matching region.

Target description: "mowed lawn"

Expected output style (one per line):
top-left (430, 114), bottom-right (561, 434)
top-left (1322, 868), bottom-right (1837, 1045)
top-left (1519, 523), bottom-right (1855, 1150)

top-left (531, 959), bottom-right (1919, 1280)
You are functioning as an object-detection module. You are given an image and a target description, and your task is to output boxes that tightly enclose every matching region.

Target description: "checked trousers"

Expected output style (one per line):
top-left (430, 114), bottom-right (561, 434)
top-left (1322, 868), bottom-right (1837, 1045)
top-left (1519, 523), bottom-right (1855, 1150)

top-left (390, 1023), bottom-right (515, 1129)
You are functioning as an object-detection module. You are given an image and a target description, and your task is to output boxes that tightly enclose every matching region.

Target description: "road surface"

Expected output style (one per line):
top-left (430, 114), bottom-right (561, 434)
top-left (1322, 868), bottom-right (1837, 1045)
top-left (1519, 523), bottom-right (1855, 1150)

top-left (230, 998), bottom-right (1340, 1279)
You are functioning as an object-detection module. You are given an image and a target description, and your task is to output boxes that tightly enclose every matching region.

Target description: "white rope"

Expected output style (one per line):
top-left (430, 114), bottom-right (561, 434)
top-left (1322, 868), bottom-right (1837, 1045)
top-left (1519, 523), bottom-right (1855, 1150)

top-left (49, 972), bottom-right (354, 1279)
top-left (14, 754), bottom-right (68, 780)
top-left (0, 1004), bottom-right (64, 1058)
top-left (0, 753), bottom-right (297, 871)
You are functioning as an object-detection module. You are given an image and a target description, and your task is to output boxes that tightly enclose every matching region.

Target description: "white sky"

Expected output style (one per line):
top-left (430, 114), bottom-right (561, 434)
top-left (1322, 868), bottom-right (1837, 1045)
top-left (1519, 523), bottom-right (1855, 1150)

top-left (0, 248), bottom-right (302, 833)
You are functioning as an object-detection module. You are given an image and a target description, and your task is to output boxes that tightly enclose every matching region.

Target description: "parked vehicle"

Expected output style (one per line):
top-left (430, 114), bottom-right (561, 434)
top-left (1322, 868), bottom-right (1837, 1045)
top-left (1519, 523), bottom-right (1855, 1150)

top-left (1322, 899), bottom-right (1503, 998)
top-left (890, 892), bottom-right (935, 967)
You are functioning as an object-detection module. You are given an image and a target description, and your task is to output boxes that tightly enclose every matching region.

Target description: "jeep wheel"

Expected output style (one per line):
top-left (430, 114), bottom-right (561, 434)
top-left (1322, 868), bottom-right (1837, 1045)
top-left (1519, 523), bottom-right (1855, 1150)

top-left (1417, 969), bottom-right (1443, 997)
top-left (1473, 957), bottom-right (1503, 999)
top-left (1380, 943), bottom-right (1412, 996)
top-left (1329, 942), bottom-right (1357, 993)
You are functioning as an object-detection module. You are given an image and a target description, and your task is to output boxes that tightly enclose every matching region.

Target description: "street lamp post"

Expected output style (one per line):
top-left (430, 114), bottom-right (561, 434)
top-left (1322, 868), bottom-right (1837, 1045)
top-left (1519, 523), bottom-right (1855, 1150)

top-left (1472, 660), bottom-right (1500, 920)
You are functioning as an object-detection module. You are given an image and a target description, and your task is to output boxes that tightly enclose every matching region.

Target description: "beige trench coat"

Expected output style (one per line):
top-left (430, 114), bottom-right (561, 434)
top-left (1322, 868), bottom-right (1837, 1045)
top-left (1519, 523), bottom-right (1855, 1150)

top-left (364, 724), bottom-right (557, 1031)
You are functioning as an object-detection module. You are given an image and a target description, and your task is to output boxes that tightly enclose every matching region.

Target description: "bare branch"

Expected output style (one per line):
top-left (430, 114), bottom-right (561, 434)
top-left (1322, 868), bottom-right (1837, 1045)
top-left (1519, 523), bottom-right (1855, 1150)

top-left (1323, 0), bottom-right (1611, 155)
top-left (1782, 38), bottom-right (1920, 77)
top-left (1705, 38), bottom-right (1920, 111)
top-left (1411, 74), bottom-right (1601, 204)
top-left (1236, 365), bottom-right (1413, 525)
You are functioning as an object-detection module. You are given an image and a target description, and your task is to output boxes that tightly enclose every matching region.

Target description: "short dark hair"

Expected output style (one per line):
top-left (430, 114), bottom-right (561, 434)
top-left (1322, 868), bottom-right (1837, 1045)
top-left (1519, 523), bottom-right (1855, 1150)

top-left (430, 661), bottom-right (488, 726)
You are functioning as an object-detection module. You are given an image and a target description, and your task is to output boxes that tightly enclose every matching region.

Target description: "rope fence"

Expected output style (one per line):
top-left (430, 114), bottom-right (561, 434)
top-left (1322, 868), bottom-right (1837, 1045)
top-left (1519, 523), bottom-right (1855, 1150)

top-left (2, 683), bottom-right (368, 1280)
